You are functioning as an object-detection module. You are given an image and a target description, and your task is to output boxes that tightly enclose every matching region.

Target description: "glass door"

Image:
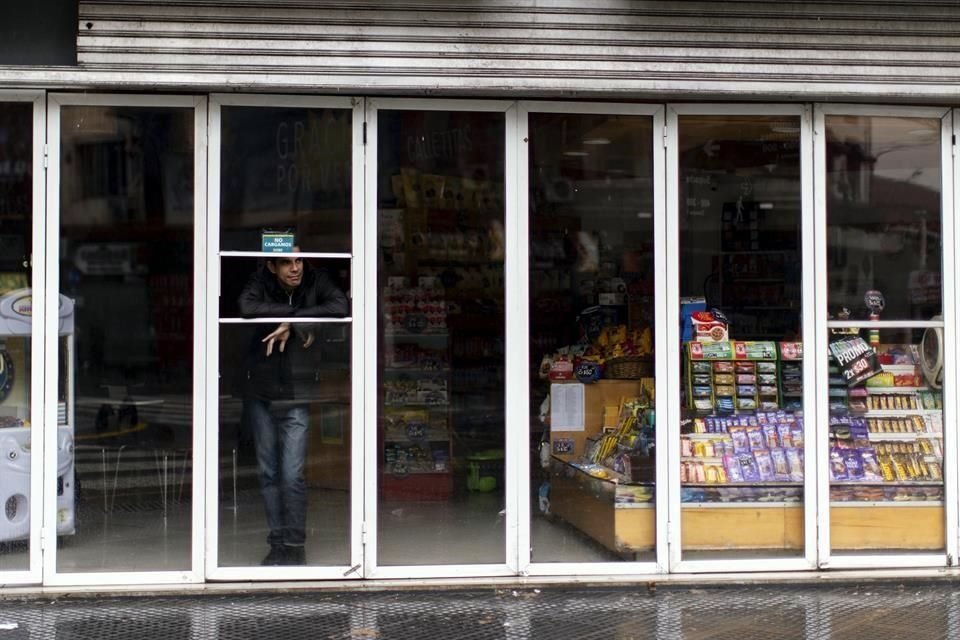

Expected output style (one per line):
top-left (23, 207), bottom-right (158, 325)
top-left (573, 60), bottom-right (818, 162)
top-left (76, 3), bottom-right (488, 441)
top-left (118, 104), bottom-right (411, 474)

top-left (0, 92), bottom-right (44, 584)
top-left (206, 95), bottom-right (363, 580)
top-left (518, 103), bottom-right (666, 575)
top-left (667, 105), bottom-right (816, 572)
top-left (814, 106), bottom-right (957, 569)
top-left (44, 95), bottom-right (206, 584)
top-left (365, 99), bottom-right (516, 578)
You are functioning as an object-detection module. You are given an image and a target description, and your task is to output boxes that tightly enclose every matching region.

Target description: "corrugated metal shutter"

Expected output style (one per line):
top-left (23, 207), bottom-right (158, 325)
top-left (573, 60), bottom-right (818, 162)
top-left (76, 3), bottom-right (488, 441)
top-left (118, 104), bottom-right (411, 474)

top-left (75, 0), bottom-right (960, 99)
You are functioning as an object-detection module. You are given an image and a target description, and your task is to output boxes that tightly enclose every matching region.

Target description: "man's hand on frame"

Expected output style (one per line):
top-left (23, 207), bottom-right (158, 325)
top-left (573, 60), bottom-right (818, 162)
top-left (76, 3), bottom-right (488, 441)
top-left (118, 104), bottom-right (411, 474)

top-left (263, 322), bottom-right (291, 356)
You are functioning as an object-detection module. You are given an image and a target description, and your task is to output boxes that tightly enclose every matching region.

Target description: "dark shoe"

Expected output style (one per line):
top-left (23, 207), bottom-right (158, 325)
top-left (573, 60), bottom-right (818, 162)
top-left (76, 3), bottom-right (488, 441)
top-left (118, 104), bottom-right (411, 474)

top-left (261, 545), bottom-right (286, 566)
top-left (283, 545), bottom-right (306, 566)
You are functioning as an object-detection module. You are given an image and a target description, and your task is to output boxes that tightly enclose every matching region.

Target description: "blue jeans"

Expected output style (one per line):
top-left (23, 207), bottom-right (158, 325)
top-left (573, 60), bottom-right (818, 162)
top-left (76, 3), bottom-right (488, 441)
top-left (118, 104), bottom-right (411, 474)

top-left (246, 399), bottom-right (309, 547)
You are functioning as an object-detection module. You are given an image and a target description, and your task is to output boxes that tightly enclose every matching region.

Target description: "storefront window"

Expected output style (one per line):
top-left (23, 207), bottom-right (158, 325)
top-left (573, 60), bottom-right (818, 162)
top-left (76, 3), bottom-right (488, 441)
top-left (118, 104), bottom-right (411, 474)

top-left (825, 115), bottom-right (945, 554)
top-left (528, 112), bottom-right (656, 562)
top-left (376, 109), bottom-right (505, 565)
top-left (217, 106), bottom-right (353, 568)
top-left (677, 115), bottom-right (804, 559)
top-left (0, 102), bottom-right (34, 572)
top-left (57, 105), bottom-right (194, 572)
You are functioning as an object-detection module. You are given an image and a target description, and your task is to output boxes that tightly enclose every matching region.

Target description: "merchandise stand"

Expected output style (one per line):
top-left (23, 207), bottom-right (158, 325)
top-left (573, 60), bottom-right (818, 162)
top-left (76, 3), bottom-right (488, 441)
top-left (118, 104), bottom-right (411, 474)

top-left (548, 379), bottom-right (656, 554)
top-left (0, 289), bottom-right (76, 542)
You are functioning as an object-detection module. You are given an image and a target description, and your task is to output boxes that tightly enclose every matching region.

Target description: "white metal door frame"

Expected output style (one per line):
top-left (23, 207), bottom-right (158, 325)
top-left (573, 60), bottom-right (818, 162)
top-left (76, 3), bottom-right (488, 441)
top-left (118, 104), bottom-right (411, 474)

top-left (665, 103), bottom-right (818, 573)
top-left (204, 93), bottom-right (364, 581)
top-left (363, 97), bottom-right (518, 580)
top-left (515, 101), bottom-right (666, 577)
top-left (43, 93), bottom-right (208, 587)
top-left (0, 89), bottom-right (46, 586)
top-left (813, 103), bottom-right (957, 570)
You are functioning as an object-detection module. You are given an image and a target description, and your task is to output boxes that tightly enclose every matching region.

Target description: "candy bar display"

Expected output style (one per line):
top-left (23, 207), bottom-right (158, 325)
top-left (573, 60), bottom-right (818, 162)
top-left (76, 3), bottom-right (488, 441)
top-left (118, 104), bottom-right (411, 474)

top-left (685, 341), bottom-right (781, 413)
top-left (828, 343), bottom-right (945, 504)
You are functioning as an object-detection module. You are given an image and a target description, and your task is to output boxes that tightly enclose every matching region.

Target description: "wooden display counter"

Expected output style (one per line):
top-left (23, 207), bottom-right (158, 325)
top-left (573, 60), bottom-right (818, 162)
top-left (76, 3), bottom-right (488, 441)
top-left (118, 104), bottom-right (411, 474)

top-left (831, 504), bottom-right (944, 550)
top-left (549, 460), bottom-right (654, 553)
top-left (681, 504), bottom-right (803, 550)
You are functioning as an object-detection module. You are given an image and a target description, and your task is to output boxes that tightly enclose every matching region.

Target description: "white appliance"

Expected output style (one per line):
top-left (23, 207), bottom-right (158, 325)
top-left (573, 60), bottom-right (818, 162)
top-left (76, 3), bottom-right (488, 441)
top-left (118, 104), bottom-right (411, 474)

top-left (0, 289), bottom-right (76, 542)
top-left (920, 315), bottom-right (944, 390)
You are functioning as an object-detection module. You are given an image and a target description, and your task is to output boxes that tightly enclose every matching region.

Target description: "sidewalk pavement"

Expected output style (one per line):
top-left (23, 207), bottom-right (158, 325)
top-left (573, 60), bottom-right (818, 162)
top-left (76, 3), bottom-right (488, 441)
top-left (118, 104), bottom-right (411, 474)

top-left (1, 581), bottom-right (959, 639)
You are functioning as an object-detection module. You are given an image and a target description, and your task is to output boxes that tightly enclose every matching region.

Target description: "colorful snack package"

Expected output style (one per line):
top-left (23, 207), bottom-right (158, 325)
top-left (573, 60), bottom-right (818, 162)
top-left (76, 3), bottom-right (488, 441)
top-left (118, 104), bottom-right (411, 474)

top-left (860, 449), bottom-right (883, 481)
top-left (769, 447), bottom-right (790, 481)
top-left (723, 455), bottom-right (744, 482)
top-left (715, 385), bottom-right (735, 397)
top-left (694, 398), bottom-right (712, 411)
top-left (735, 362), bottom-right (756, 374)
top-left (786, 448), bottom-right (804, 481)
top-left (681, 438), bottom-right (693, 457)
top-left (746, 425), bottom-right (767, 451)
top-left (713, 373), bottom-right (734, 385)
top-left (762, 423), bottom-right (779, 448)
top-left (737, 397), bottom-right (757, 411)
top-left (736, 374), bottom-right (757, 384)
top-left (693, 374), bottom-right (712, 385)
top-left (791, 426), bottom-right (804, 449)
top-left (737, 385), bottom-right (757, 397)
top-left (777, 424), bottom-right (794, 448)
top-left (692, 361), bottom-right (712, 373)
top-left (729, 426), bottom-right (750, 454)
top-left (757, 361), bottom-right (777, 373)
top-left (842, 449), bottom-right (865, 480)
top-left (716, 397), bottom-right (735, 413)
top-left (753, 450), bottom-right (775, 481)
top-left (738, 453), bottom-right (761, 482)
top-left (759, 400), bottom-right (780, 411)
top-left (693, 385), bottom-right (712, 397)
top-left (758, 373), bottom-right (778, 385)
top-left (829, 447), bottom-right (848, 481)
top-left (713, 361), bottom-right (734, 372)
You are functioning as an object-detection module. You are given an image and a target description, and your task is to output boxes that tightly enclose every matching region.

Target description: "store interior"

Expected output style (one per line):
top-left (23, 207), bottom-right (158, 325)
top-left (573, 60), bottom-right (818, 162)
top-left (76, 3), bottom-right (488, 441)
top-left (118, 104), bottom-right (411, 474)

top-left (0, 103), bottom-right (950, 575)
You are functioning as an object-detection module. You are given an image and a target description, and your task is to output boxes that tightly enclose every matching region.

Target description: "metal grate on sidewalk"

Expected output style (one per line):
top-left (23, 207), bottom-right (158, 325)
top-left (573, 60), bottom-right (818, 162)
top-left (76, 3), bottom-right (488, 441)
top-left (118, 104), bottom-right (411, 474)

top-left (1, 583), bottom-right (959, 639)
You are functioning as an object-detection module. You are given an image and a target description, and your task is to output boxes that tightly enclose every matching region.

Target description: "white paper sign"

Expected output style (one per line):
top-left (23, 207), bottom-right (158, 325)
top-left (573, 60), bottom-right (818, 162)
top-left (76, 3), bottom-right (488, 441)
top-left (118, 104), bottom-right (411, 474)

top-left (550, 383), bottom-right (585, 431)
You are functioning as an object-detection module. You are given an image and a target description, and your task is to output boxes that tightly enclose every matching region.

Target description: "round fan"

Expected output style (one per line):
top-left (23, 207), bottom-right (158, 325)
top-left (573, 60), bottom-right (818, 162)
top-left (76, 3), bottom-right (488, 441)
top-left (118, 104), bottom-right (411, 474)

top-left (920, 316), bottom-right (943, 389)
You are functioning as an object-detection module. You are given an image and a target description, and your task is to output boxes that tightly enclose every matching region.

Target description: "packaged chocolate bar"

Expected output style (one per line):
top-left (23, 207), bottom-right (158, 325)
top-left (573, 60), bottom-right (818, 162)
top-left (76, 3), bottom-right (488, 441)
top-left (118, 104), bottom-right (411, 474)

top-left (713, 361), bottom-right (734, 372)
top-left (729, 426), bottom-right (750, 453)
top-left (762, 423), bottom-right (779, 449)
top-left (723, 455), bottom-right (745, 482)
top-left (693, 374), bottom-right (712, 385)
top-left (769, 447), bottom-right (790, 481)
top-left (759, 400), bottom-right (780, 411)
top-left (829, 447), bottom-right (848, 481)
top-left (715, 385), bottom-right (735, 397)
top-left (737, 385), bottom-right (757, 397)
top-left (737, 453), bottom-right (761, 482)
top-left (692, 361), bottom-right (712, 373)
top-left (713, 373), bottom-right (734, 385)
top-left (757, 362), bottom-right (777, 373)
top-left (716, 397), bottom-right (735, 413)
top-left (753, 450), bottom-right (775, 481)
top-left (758, 373), bottom-right (778, 385)
top-left (737, 397), bottom-right (757, 411)
top-left (694, 398), bottom-right (712, 410)
top-left (746, 425), bottom-right (767, 450)
top-left (693, 385), bottom-right (713, 397)
top-left (842, 449), bottom-right (865, 480)
top-left (736, 374), bottom-right (757, 384)
top-left (791, 426), bottom-right (804, 449)
top-left (758, 385), bottom-right (778, 396)
top-left (860, 449), bottom-right (883, 481)
top-left (786, 447), bottom-right (804, 481)
top-left (681, 438), bottom-right (693, 457)
top-left (777, 424), bottom-right (794, 448)
top-left (735, 362), bottom-right (756, 374)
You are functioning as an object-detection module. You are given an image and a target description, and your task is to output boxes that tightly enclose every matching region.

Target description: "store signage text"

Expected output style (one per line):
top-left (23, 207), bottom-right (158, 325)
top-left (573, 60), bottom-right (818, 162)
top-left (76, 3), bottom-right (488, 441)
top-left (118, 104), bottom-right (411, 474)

top-left (274, 119), bottom-right (349, 194)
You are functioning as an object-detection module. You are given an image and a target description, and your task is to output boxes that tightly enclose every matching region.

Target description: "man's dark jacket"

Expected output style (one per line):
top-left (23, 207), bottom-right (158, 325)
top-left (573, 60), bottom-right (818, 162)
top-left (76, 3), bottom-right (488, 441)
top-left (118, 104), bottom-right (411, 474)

top-left (238, 262), bottom-right (348, 401)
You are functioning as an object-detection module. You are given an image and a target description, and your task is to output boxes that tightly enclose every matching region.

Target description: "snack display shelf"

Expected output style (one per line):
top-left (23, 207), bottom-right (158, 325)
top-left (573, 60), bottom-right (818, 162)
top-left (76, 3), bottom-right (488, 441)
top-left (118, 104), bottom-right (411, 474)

top-left (863, 410), bottom-right (941, 418)
top-left (865, 386), bottom-right (927, 394)
top-left (831, 480), bottom-right (943, 486)
top-left (683, 481), bottom-right (802, 487)
top-left (867, 433), bottom-right (942, 441)
top-left (682, 501), bottom-right (800, 508)
top-left (830, 501), bottom-right (944, 507)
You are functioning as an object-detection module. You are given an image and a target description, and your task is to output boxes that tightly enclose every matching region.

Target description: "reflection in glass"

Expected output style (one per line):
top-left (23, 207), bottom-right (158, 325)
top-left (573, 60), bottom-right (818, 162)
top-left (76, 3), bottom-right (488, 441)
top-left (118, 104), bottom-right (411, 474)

top-left (57, 106), bottom-right (194, 572)
top-left (0, 102), bottom-right (33, 572)
top-left (377, 110), bottom-right (505, 565)
top-left (678, 116), bottom-right (804, 559)
top-left (528, 113), bottom-right (656, 562)
top-left (219, 107), bottom-right (351, 253)
top-left (826, 116), bottom-right (944, 553)
top-left (216, 105), bottom-right (354, 568)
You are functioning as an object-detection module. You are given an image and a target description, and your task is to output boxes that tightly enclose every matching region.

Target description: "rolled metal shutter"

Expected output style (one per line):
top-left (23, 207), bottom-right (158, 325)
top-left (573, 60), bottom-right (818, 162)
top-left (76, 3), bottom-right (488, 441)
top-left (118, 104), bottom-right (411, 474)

top-left (77, 1), bottom-right (960, 100)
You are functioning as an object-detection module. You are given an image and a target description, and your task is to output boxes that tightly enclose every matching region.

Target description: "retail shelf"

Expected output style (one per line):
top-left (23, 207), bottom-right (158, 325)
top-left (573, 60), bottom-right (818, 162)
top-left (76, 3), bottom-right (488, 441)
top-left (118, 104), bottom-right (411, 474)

top-left (830, 501), bottom-right (944, 507)
top-left (681, 501), bottom-right (801, 508)
top-left (867, 432), bottom-right (942, 441)
top-left (830, 480), bottom-right (943, 486)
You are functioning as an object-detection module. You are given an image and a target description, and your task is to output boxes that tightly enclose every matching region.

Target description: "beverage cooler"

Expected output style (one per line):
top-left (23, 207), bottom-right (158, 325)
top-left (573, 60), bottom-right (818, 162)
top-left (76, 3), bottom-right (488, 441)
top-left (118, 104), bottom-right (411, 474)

top-left (0, 289), bottom-right (76, 542)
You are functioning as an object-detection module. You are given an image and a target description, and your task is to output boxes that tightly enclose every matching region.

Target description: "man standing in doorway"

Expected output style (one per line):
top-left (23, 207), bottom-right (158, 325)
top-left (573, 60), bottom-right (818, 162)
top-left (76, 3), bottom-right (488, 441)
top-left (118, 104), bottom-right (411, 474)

top-left (239, 249), bottom-right (348, 566)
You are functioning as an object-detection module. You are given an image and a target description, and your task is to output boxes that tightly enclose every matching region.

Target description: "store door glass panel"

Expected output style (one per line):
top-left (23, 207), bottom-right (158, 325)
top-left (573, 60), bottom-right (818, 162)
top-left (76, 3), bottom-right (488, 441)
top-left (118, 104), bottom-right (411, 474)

top-left (825, 116), bottom-right (945, 554)
top-left (57, 106), bottom-right (194, 572)
top-left (217, 106), bottom-right (353, 568)
top-left (528, 113), bottom-right (656, 563)
top-left (678, 116), bottom-right (804, 560)
top-left (0, 102), bottom-right (34, 572)
top-left (376, 110), bottom-right (505, 565)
